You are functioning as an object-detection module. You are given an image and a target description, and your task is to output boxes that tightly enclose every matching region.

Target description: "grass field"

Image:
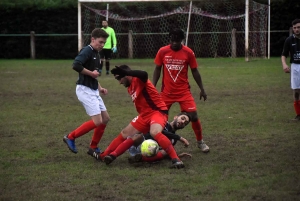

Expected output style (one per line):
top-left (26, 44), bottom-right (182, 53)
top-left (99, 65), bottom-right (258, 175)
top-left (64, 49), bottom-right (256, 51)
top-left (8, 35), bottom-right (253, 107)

top-left (0, 58), bottom-right (299, 201)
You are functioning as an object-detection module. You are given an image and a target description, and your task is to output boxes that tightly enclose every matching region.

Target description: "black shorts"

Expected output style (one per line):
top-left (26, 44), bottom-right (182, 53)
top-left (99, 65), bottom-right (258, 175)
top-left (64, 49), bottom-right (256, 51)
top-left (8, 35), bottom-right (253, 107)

top-left (100, 48), bottom-right (112, 60)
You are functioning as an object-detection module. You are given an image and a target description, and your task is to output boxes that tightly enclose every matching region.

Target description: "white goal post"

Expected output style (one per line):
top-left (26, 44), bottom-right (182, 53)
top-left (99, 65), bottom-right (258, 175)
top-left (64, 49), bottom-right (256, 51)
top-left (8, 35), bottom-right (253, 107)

top-left (78, 0), bottom-right (270, 60)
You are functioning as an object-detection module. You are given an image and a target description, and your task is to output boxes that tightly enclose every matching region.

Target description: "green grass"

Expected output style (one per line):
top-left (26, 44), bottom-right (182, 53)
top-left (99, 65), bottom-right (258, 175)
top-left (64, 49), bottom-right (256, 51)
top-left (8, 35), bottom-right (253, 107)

top-left (0, 58), bottom-right (299, 201)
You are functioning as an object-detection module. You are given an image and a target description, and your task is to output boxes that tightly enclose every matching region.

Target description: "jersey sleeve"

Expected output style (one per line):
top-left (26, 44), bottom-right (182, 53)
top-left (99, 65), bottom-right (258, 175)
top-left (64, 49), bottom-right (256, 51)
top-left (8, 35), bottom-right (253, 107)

top-left (189, 50), bottom-right (198, 69)
top-left (111, 28), bottom-right (117, 47)
top-left (154, 48), bottom-right (163, 66)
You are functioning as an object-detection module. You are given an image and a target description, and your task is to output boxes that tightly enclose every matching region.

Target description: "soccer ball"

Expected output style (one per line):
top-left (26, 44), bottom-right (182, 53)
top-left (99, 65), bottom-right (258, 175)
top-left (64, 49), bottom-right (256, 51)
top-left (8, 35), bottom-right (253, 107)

top-left (140, 139), bottom-right (159, 157)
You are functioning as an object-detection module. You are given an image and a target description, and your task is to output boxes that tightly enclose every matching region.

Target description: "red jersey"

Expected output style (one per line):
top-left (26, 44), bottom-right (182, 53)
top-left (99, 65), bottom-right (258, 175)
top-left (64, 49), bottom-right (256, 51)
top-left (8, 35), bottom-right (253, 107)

top-left (127, 77), bottom-right (168, 116)
top-left (154, 45), bottom-right (198, 96)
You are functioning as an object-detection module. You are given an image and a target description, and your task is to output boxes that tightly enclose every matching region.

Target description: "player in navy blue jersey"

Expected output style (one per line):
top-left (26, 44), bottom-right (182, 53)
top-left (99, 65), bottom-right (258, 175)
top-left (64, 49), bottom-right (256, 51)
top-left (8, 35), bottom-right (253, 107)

top-left (63, 28), bottom-right (111, 156)
top-left (281, 19), bottom-right (300, 120)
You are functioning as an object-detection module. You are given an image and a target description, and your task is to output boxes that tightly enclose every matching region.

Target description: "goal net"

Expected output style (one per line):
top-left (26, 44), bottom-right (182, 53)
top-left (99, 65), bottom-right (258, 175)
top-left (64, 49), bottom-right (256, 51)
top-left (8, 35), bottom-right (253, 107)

top-left (79, 0), bottom-right (268, 60)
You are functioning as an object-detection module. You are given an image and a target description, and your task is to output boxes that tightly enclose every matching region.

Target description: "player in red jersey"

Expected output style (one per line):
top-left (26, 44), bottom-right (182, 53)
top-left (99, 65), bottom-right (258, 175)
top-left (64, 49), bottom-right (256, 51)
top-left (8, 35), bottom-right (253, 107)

top-left (153, 28), bottom-right (210, 153)
top-left (97, 65), bottom-right (184, 168)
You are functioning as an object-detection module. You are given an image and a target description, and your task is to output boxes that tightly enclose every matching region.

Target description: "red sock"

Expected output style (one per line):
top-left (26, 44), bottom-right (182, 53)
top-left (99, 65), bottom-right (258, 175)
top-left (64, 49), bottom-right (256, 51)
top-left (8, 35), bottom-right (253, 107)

top-left (191, 119), bottom-right (203, 141)
top-left (142, 151), bottom-right (164, 162)
top-left (68, 120), bottom-right (96, 140)
top-left (100, 133), bottom-right (125, 159)
top-left (90, 124), bottom-right (107, 149)
top-left (154, 133), bottom-right (179, 160)
top-left (294, 100), bottom-right (300, 115)
top-left (110, 138), bottom-right (134, 157)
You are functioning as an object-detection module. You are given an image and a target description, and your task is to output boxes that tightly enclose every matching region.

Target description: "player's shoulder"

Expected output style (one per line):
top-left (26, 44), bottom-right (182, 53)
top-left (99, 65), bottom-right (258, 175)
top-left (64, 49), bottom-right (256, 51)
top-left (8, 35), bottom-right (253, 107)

top-left (182, 45), bottom-right (194, 53)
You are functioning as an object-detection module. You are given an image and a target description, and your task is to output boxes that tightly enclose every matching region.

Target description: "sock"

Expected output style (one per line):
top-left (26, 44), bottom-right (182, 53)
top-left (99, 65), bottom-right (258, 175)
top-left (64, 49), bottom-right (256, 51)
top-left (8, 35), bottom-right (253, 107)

top-left (68, 120), bottom-right (97, 140)
top-left (106, 61), bottom-right (110, 72)
top-left (110, 138), bottom-right (134, 157)
top-left (191, 119), bottom-right (203, 141)
top-left (100, 133), bottom-right (125, 159)
top-left (142, 151), bottom-right (164, 162)
top-left (294, 100), bottom-right (300, 115)
top-left (90, 124), bottom-right (107, 149)
top-left (154, 132), bottom-right (179, 160)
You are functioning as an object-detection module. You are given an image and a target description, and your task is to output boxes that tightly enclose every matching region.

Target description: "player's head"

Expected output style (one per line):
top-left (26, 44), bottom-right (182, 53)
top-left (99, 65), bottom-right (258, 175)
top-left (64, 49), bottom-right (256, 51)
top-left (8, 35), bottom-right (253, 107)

top-left (172, 112), bottom-right (191, 130)
top-left (90, 28), bottom-right (109, 51)
top-left (102, 20), bottom-right (108, 28)
top-left (114, 65), bottom-right (132, 88)
top-left (169, 28), bottom-right (184, 51)
top-left (292, 19), bottom-right (300, 36)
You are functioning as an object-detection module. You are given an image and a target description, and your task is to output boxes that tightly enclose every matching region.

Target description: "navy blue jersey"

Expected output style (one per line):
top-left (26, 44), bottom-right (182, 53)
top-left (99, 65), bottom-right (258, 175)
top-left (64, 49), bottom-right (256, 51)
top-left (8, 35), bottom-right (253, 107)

top-left (144, 122), bottom-right (181, 146)
top-left (282, 35), bottom-right (300, 64)
top-left (73, 45), bottom-right (101, 90)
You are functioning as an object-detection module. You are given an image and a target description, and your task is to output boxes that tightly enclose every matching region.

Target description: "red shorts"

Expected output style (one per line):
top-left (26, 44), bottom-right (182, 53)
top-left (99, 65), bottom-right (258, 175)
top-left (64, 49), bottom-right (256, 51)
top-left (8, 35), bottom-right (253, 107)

top-left (130, 111), bottom-right (167, 134)
top-left (161, 92), bottom-right (197, 112)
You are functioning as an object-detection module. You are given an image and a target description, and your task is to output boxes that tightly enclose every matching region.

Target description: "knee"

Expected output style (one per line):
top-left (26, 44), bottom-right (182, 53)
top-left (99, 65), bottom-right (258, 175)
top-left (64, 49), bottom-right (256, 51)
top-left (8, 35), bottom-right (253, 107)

top-left (102, 117), bottom-right (110, 125)
top-left (188, 112), bottom-right (198, 122)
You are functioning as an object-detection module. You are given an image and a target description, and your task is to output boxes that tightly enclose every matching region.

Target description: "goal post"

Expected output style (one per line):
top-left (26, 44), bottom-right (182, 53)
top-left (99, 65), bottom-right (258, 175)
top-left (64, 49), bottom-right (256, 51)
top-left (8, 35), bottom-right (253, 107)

top-left (78, 0), bottom-right (269, 60)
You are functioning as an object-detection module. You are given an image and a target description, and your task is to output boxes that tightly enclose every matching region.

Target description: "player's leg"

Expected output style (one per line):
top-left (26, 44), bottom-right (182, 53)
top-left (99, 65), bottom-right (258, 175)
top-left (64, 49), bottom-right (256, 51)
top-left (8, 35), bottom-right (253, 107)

top-left (291, 64), bottom-right (300, 120)
top-left (102, 115), bottom-right (147, 164)
top-left (63, 85), bottom-right (101, 154)
top-left (88, 109), bottom-right (110, 158)
top-left (179, 94), bottom-right (209, 153)
top-left (104, 49), bottom-right (112, 75)
top-left (149, 112), bottom-right (184, 168)
top-left (293, 89), bottom-right (300, 120)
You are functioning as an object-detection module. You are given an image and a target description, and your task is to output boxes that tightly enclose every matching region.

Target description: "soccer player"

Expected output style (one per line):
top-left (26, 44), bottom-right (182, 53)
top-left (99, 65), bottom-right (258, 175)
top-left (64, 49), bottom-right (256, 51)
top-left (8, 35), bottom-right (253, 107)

top-left (281, 19), bottom-right (300, 121)
top-left (153, 28), bottom-right (210, 152)
top-left (99, 20), bottom-right (117, 75)
top-left (63, 28), bottom-right (110, 156)
top-left (99, 65), bottom-right (185, 168)
top-left (127, 112), bottom-right (192, 164)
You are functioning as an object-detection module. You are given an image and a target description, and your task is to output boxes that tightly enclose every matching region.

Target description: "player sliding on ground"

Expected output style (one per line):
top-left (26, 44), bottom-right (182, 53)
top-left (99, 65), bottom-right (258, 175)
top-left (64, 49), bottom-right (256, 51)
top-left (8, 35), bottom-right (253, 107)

top-left (127, 112), bottom-right (192, 164)
top-left (94, 65), bottom-right (185, 169)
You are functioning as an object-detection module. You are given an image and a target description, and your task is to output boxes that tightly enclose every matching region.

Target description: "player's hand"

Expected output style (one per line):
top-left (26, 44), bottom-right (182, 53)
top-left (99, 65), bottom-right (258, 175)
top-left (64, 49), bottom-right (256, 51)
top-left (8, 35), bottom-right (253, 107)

top-left (283, 66), bottom-right (290, 73)
top-left (111, 66), bottom-right (127, 79)
top-left (112, 47), bottom-right (117, 53)
top-left (178, 152), bottom-right (192, 158)
top-left (100, 87), bottom-right (108, 95)
top-left (200, 90), bottom-right (207, 101)
top-left (91, 70), bottom-right (99, 78)
top-left (180, 137), bottom-right (189, 147)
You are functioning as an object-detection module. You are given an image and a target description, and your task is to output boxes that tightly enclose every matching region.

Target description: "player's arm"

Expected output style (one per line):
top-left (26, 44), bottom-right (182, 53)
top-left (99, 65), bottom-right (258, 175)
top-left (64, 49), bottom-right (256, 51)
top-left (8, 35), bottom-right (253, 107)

top-left (162, 130), bottom-right (189, 147)
top-left (73, 61), bottom-right (99, 78)
top-left (152, 65), bottom-right (162, 87)
top-left (111, 29), bottom-right (117, 53)
top-left (111, 66), bottom-right (148, 83)
top-left (191, 68), bottom-right (207, 101)
top-left (98, 82), bottom-right (108, 95)
top-left (281, 38), bottom-right (291, 73)
top-left (112, 29), bottom-right (117, 47)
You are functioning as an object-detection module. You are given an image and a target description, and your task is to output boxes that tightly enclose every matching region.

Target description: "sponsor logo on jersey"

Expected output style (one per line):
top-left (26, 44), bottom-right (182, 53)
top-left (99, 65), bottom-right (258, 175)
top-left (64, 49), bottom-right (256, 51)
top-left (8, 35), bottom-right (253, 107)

top-left (166, 64), bottom-right (184, 82)
top-left (130, 91), bottom-right (137, 102)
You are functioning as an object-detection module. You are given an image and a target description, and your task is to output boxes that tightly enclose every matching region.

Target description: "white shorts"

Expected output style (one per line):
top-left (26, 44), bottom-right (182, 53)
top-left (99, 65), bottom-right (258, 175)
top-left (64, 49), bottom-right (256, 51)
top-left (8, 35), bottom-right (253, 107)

top-left (76, 85), bottom-right (107, 116)
top-left (291, 63), bottom-right (300, 89)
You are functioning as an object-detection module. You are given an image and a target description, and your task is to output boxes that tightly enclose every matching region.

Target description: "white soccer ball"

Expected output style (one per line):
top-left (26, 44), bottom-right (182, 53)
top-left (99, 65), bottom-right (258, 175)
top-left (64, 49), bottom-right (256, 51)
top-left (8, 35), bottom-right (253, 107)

top-left (140, 139), bottom-right (159, 157)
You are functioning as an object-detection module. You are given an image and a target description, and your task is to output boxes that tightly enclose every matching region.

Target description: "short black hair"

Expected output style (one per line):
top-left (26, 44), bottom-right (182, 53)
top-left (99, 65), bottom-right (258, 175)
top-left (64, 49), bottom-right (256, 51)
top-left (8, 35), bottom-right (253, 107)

top-left (177, 112), bottom-right (191, 122)
top-left (91, 28), bottom-right (108, 38)
top-left (117, 65), bottom-right (131, 71)
top-left (169, 28), bottom-right (184, 41)
top-left (292, 19), bottom-right (300, 26)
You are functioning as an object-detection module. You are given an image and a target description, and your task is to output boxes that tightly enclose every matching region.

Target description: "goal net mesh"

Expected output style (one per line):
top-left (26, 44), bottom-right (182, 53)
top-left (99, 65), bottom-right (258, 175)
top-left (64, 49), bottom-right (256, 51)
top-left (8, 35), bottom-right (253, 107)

top-left (81, 0), bottom-right (268, 59)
